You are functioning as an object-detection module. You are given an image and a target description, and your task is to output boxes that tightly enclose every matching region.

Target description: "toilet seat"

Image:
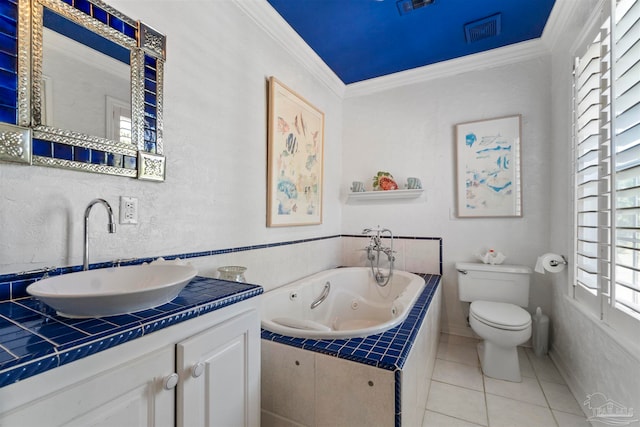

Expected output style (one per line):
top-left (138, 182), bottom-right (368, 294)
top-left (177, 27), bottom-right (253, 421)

top-left (470, 301), bottom-right (531, 331)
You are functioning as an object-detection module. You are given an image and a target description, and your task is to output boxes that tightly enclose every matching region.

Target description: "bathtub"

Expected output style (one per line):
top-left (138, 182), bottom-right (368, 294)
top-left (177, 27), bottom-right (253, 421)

top-left (261, 267), bottom-right (426, 339)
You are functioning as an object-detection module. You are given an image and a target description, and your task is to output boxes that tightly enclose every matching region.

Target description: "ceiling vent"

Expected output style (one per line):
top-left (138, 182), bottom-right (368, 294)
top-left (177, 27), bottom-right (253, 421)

top-left (396, 0), bottom-right (435, 16)
top-left (464, 13), bottom-right (502, 43)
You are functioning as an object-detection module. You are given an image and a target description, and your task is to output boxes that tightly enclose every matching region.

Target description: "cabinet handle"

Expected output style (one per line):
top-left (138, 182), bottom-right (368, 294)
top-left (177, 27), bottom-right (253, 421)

top-left (191, 362), bottom-right (205, 378)
top-left (163, 373), bottom-right (179, 390)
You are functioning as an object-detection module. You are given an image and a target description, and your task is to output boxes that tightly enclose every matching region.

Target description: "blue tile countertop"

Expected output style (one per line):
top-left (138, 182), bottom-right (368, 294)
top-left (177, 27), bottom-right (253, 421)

top-left (261, 273), bottom-right (440, 371)
top-left (0, 277), bottom-right (262, 388)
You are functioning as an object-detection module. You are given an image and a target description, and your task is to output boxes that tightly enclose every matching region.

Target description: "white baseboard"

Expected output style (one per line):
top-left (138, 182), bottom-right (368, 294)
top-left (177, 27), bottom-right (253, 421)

top-left (548, 346), bottom-right (595, 425)
top-left (441, 324), bottom-right (475, 338)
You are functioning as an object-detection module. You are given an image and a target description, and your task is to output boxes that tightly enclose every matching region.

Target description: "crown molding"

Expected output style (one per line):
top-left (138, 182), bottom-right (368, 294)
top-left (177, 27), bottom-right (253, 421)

top-left (343, 39), bottom-right (550, 98)
top-left (541, 0), bottom-right (585, 52)
top-left (232, 0), bottom-right (346, 99)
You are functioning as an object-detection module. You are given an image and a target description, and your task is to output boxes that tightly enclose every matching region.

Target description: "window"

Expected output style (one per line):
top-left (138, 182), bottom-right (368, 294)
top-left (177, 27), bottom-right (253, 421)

top-left (118, 114), bottom-right (132, 145)
top-left (573, 0), bottom-right (640, 339)
top-left (106, 96), bottom-right (132, 146)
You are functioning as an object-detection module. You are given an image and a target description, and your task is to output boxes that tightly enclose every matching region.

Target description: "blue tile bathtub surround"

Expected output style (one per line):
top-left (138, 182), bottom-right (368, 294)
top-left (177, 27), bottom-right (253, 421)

top-left (261, 273), bottom-right (440, 371)
top-left (0, 277), bottom-right (262, 387)
top-left (262, 274), bottom-right (440, 427)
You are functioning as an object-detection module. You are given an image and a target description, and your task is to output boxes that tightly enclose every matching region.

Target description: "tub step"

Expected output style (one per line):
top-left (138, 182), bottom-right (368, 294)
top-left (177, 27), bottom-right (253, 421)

top-left (272, 317), bottom-right (332, 332)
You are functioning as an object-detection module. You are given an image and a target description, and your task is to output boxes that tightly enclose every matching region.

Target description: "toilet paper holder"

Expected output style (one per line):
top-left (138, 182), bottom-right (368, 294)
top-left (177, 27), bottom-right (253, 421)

top-left (535, 253), bottom-right (569, 274)
top-left (548, 255), bottom-right (568, 267)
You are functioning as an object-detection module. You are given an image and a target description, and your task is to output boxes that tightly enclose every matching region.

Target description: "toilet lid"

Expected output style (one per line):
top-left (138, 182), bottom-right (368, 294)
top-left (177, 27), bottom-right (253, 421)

top-left (470, 301), bottom-right (531, 331)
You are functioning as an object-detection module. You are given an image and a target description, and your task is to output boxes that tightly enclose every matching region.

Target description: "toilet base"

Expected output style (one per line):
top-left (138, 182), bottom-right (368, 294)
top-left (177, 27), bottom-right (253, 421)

top-left (477, 341), bottom-right (522, 382)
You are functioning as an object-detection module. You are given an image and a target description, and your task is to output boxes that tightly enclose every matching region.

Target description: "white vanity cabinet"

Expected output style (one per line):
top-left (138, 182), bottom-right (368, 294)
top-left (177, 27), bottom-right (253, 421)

top-left (0, 346), bottom-right (176, 427)
top-left (177, 310), bottom-right (259, 427)
top-left (0, 299), bottom-right (260, 427)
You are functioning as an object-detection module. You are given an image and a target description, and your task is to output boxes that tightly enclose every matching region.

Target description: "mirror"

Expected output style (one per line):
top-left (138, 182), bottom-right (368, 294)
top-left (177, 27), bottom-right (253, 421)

top-left (1, 0), bottom-right (166, 181)
top-left (41, 5), bottom-right (132, 141)
top-left (42, 25), bottom-right (131, 140)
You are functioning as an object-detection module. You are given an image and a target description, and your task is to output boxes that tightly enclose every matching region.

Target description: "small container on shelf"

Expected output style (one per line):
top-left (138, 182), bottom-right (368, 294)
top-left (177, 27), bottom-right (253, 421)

top-left (350, 181), bottom-right (366, 192)
top-left (217, 266), bottom-right (247, 282)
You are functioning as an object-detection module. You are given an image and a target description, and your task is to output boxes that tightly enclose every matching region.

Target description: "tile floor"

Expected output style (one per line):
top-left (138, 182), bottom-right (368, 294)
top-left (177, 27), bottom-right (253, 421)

top-left (422, 334), bottom-right (591, 427)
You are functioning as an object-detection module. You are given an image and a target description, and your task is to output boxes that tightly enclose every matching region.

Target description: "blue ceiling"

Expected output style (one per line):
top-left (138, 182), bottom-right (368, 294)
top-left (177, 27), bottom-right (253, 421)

top-left (266, 0), bottom-right (556, 84)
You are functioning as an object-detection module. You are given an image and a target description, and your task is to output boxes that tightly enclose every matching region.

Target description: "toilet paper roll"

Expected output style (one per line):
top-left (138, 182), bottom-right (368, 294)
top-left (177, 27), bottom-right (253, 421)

top-left (535, 253), bottom-right (566, 274)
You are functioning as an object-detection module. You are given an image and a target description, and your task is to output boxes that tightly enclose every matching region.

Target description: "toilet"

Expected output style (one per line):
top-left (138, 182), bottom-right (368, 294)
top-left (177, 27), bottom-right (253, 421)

top-left (456, 262), bottom-right (532, 382)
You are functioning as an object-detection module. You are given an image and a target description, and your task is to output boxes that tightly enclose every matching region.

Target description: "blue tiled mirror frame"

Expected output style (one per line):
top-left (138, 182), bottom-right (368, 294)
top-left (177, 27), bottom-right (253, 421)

top-left (0, 0), bottom-right (166, 181)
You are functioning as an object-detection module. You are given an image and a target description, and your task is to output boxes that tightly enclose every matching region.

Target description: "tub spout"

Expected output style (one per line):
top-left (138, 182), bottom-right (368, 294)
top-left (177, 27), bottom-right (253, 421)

top-left (310, 281), bottom-right (330, 309)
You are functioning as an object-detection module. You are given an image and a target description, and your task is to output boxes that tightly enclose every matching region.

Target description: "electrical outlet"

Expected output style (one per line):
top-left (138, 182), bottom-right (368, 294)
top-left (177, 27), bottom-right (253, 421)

top-left (119, 196), bottom-right (138, 224)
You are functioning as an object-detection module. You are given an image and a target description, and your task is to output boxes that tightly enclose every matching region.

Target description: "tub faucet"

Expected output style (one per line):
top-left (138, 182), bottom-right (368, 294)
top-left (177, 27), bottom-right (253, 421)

top-left (362, 226), bottom-right (395, 286)
top-left (362, 227), bottom-right (394, 258)
top-left (83, 198), bottom-right (116, 271)
top-left (379, 228), bottom-right (395, 262)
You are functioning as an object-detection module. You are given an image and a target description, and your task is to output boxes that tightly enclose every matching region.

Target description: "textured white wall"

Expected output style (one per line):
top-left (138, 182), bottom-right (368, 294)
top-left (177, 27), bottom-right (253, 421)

top-left (546, 0), bottom-right (640, 413)
top-left (341, 57), bottom-right (553, 336)
top-left (0, 1), bottom-right (343, 281)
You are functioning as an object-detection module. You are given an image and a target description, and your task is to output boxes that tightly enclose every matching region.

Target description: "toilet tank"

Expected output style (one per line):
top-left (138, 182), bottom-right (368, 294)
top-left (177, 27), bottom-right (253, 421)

top-left (456, 262), bottom-right (532, 307)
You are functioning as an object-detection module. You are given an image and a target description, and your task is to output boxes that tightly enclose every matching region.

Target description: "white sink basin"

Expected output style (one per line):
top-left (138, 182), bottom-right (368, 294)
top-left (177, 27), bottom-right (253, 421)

top-left (26, 263), bottom-right (198, 318)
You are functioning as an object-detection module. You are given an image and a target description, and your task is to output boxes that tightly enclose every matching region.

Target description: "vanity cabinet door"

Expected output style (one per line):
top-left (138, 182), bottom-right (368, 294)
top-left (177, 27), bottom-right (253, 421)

top-left (177, 309), bottom-right (260, 427)
top-left (0, 346), bottom-right (176, 427)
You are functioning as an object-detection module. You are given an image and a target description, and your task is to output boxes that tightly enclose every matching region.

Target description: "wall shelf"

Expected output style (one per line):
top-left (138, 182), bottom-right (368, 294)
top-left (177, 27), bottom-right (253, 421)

top-left (347, 189), bottom-right (423, 202)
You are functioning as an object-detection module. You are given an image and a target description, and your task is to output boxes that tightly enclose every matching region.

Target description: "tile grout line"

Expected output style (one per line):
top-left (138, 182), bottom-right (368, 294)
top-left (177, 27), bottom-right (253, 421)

top-left (0, 311), bottom-right (59, 347)
top-left (0, 342), bottom-right (18, 360)
top-left (482, 359), bottom-right (490, 427)
top-left (529, 349), bottom-right (563, 427)
top-left (427, 407), bottom-right (487, 427)
top-left (427, 334), bottom-right (589, 427)
top-left (528, 348), bottom-right (590, 424)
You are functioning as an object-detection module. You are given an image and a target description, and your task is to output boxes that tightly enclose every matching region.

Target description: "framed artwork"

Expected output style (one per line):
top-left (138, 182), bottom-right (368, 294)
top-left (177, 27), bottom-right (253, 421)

top-left (267, 77), bottom-right (324, 227)
top-left (455, 115), bottom-right (522, 217)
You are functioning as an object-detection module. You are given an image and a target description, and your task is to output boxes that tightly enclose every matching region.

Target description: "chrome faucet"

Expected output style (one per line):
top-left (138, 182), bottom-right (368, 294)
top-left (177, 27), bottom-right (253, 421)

top-left (362, 226), bottom-right (395, 286)
top-left (83, 198), bottom-right (116, 271)
top-left (362, 227), bottom-right (394, 262)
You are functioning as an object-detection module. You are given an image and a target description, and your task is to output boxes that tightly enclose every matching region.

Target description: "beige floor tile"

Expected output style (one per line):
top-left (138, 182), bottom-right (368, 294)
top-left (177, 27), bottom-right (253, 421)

top-left (541, 381), bottom-right (585, 416)
top-left (440, 333), bottom-right (480, 348)
top-left (426, 335), bottom-right (591, 427)
top-left (526, 348), bottom-right (566, 384)
top-left (422, 410), bottom-right (485, 427)
top-left (484, 375), bottom-right (548, 407)
top-left (426, 381), bottom-right (488, 426)
top-left (261, 410), bottom-right (306, 427)
top-left (437, 341), bottom-right (480, 367)
top-left (518, 346), bottom-right (536, 378)
top-left (553, 410), bottom-right (591, 427)
top-left (486, 394), bottom-right (556, 427)
top-left (432, 358), bottom-right (484, 391)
